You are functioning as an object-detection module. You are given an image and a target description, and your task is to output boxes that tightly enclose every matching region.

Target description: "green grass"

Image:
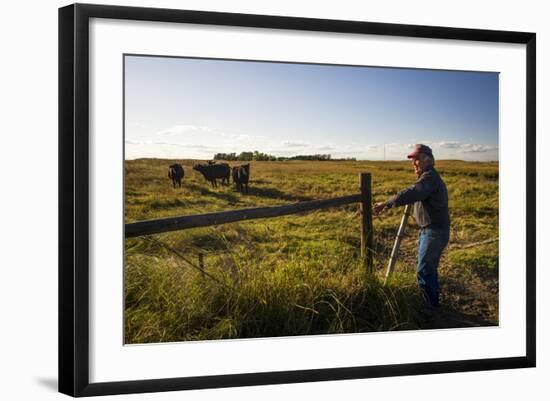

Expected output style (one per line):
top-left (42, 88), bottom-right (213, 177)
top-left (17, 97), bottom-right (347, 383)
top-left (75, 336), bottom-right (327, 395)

top-left (124, 159), bottom-right (499, 343)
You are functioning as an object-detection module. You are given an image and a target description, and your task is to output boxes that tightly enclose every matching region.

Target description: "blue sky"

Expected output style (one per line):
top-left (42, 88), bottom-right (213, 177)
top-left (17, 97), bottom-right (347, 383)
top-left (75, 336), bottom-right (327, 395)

top-left (124, 55), bottom-right (499, 161)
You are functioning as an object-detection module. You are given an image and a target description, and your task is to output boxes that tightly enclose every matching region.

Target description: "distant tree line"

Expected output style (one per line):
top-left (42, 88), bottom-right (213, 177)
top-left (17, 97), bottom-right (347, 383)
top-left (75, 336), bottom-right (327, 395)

top-left (287, 154), bottom-right (332, 161)
top-left (213, 151), bottom-right (356, 162)
top-left (213, 151), bottom-right (277, 161)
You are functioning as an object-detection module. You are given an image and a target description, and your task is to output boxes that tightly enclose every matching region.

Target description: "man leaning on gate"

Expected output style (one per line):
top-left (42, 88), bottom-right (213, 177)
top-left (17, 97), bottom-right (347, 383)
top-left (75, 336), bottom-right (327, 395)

top-left (373, 144), bottom-right (450, 309)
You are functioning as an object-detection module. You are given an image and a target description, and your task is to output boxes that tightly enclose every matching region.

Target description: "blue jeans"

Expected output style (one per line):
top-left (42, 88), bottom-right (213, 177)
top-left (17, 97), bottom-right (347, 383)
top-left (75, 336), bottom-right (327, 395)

top-left (417, 227), bottom-right (449, 307)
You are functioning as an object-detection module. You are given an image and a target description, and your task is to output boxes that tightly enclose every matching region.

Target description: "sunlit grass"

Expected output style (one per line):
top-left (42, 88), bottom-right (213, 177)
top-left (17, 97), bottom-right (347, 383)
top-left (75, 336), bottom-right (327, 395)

top-left (124, 159), bottom-right (499, 343)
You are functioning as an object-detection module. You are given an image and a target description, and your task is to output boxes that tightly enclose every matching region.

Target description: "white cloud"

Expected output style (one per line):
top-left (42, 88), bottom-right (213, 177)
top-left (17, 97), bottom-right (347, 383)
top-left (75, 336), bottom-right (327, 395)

top-left (438, 141), bottom-right (462, 149)
top-left (125, 139), bottom-right (217, 149)
top-left (316, 145), bottom-right (336, 151)
top-left (386, 141), bottom-right (499, 156)
top-left (386, 143), bottom-right (413, 149)
top-left (376, 141), bottom-right (498, 161)
top-left (228, 134), bottom-right (266, 141)
top-left (127, 124), bottom-right (276, 159)
top-left (156, 125), bottom-right (215, 136)
top-left (456, 144), bottom-right (498, 154)
top-left (127, 129), bottom-right (498, 161)
top-left (281, 140), bottom-right (309, 148)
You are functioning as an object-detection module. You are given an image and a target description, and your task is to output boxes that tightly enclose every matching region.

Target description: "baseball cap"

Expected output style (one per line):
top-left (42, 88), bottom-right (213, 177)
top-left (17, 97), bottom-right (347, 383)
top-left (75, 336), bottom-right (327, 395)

top-left (407, 144), bottom-right (433, 159)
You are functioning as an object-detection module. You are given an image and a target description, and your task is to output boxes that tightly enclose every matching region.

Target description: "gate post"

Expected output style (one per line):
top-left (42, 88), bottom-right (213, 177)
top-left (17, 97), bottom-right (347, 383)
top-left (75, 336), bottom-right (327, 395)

top-left (360, 173), bottom-right (374, 273)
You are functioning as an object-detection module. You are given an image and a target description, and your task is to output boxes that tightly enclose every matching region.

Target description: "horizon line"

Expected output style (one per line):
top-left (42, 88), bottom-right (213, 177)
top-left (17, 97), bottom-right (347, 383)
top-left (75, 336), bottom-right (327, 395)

top-left (124, 157), bottom-right (498, 163)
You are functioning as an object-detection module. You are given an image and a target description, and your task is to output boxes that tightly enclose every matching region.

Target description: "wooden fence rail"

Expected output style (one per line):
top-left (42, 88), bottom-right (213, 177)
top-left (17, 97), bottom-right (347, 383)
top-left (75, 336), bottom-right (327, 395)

top-left (126, 194), bottom-right (362, 237)
top-left (125, 173), bottom-right (374, 271)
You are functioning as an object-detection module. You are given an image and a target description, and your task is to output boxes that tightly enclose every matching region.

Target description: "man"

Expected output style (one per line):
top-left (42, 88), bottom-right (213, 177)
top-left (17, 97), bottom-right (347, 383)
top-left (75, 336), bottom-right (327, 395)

top-left (373, 144), bottom-right (450, 308)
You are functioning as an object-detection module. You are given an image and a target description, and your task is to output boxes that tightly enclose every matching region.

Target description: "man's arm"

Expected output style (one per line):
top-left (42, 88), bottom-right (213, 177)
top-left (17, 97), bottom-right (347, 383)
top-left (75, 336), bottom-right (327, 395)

top-left (386, 171), bottom-right (437, 208)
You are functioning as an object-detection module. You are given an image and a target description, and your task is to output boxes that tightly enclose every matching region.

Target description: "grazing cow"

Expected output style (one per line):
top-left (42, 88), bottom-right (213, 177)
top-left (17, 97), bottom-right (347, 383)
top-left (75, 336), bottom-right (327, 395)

top-left (168, 164), bottom-right (184, 188)
top-left (193, 163), bottom-right (231, 187)
top-left (232, 163), bottom-right (250, 194)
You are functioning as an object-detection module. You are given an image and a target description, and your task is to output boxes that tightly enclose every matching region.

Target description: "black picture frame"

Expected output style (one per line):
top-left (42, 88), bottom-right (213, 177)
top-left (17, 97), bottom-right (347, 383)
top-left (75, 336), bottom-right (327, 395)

top-left (59, 3), bottom-right (536, 397)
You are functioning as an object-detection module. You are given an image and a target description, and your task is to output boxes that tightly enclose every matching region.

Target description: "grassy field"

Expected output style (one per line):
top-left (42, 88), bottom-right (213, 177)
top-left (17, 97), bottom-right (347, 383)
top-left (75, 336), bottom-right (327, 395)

top-left (124, 159), bottom-right (499, 344)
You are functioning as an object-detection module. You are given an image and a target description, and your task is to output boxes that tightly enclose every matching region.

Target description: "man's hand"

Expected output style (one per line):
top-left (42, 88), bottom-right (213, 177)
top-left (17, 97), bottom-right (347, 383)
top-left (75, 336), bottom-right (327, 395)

top-left (373, 202), bottom-right (387, 216)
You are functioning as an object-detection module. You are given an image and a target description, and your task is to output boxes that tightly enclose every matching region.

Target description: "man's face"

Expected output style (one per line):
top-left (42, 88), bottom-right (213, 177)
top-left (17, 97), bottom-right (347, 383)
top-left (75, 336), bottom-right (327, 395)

top-left (412, 154), bottom-right (430, 176)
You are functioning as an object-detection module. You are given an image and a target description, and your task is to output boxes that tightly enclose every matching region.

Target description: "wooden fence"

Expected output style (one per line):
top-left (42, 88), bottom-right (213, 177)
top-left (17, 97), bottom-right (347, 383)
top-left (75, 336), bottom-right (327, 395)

top-left (125, 173), bottom-right (374, 272)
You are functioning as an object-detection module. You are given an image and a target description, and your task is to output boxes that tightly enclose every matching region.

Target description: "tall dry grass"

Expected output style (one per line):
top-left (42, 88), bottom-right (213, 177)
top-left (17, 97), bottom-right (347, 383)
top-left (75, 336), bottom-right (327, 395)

top-left (125, 159), bottom-right (499, 343)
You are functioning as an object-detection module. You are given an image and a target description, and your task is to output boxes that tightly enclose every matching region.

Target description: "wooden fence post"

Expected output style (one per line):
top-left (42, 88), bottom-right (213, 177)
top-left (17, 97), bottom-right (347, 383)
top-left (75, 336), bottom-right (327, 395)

top-left (360, 173), bottom-right (374, 273)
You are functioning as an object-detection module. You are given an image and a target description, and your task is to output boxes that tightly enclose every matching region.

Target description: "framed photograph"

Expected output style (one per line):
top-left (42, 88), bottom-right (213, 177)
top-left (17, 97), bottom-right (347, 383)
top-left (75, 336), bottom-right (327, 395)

top-left (59, 3), bottom-right (536, 397)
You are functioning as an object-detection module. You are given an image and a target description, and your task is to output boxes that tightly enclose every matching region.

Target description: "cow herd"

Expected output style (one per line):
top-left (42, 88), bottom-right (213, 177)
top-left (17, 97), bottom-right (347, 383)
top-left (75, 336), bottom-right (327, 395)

top-left (167, 162), bottom-right (250, 194)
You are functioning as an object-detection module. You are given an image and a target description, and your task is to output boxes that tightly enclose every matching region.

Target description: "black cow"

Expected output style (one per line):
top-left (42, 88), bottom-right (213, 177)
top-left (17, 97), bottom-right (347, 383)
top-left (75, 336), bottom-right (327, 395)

top-left (168, 163), bottom-right (184, 188)
top-left (193, 163), bottom-right (231, 187)
top-left (232, 163), bottom-right (250, 194)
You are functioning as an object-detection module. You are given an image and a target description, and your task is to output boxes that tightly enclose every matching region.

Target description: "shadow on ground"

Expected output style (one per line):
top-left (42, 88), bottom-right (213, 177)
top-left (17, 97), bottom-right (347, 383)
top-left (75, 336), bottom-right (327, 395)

top-left (192, 184), bottom-right (242, 204)
top-left (247, 186), bottom-right (313, 202)
top-left (414, 273), bottom-right (498, 330)
top-left (414, 304), bottom-right (496, 330)
top-left (35, 378), bottom-right (57, 392)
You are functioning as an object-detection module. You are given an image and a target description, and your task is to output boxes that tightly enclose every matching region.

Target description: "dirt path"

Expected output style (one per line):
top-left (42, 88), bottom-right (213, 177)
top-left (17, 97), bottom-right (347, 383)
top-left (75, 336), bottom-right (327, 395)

top-left (428, 254), bottom-right (499, 329)
top-left (391, 239), bottom-right (499, 330)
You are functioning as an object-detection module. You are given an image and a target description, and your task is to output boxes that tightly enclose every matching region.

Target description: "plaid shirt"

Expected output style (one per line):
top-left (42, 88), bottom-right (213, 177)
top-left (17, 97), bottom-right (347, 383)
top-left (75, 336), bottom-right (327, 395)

top-left (386, 167), bottom-right (450, 230)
